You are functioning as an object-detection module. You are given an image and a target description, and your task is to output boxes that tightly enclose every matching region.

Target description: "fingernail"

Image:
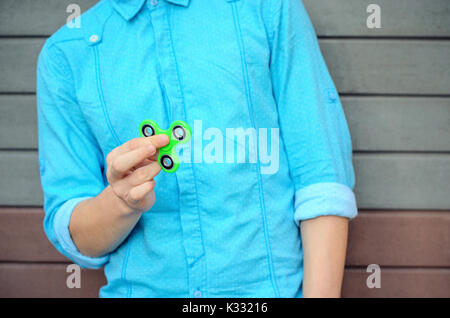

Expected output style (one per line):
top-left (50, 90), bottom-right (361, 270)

top-left (148, 145), bottom-right (155, 153)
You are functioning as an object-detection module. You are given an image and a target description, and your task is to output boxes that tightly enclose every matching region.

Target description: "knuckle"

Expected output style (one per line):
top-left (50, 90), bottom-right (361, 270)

top-left (111, 160), bottom-right (123, 174)
top-left (127, 138), bottom-right (140, 150)
top-left (136, 167), bottom-right (149, 181)
top-left (127, 193), bottom-right (137, 204)
top-left (127, 190), bottom-right (138, 202)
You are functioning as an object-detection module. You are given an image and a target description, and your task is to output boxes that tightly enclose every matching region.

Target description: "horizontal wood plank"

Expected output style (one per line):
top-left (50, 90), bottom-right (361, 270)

top-left (343, 97), bottom-right (450, 152)
top-left (346, 211), bottom-right (450, 267)
top-left (353, 153), bottom-right (450, 209)
top-left (320, 40), bottom-right (450, 95)
top-left (2, 151), bottom-right (450, 209)
top-left (3, 95), bottom-right (450, 151)
top-left (342, 267), bottom-right (450, 298)
top-left (0, 263), bottom-right (105, 298)
top-left (1, 39), bottom-right (450, 95)
top-left (304, 0), bottom-right (450, 37)
top-left (0, 0), bottom-right (97, 36)
top-left (0, 208), bottom-right (67, 262)
top-left (0, 263), bottom-right (448, 297)
top-left (0, 95), bottom-right (37, 149)
top-left (1, 0), bottom-right (449, 37)
top-left (0, 39), bottom-right (44, 93)
top-left (1, 208), bottom-right (449, 267)
top-left (0, 151), bottom-right (43, 206)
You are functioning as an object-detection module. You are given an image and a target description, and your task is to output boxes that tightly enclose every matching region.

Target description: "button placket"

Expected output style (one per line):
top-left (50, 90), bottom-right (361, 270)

top-left (148, 2), bottom-right (207, 297)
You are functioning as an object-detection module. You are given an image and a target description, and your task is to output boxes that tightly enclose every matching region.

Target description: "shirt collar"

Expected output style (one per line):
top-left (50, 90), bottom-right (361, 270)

top-left (111, 0), bottom-right (190, 21)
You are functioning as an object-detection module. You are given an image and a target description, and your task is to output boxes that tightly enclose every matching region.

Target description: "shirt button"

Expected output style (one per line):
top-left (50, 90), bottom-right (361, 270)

top-left (150, 0), bottom-right (158, 5)
top-left (193, 290), bottom-right (202, 298)
top-left (328, 90), bottom-right (337, 101)
top-left (89, 34), bottom-right (99, 43)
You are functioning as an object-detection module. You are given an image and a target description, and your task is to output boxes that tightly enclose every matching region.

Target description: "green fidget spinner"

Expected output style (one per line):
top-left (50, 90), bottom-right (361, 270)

top-left (139, 120), bottom-right (191, 173)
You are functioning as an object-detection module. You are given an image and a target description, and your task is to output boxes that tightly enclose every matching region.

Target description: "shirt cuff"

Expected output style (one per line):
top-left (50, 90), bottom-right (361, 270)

top-left (53, 196), bottom-right (109, 268)
top-left (294, 182), bottom-right (358, 225)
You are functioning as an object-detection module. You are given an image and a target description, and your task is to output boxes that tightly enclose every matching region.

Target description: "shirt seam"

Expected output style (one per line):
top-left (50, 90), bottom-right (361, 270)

top-left (230, 1), bottom-right (280, 298)
top-left (267, 0), bottom-right (279, 52)
top-left (122, 239), bottom-right (133, 298)
top-left (93, 45), bottom-right (122, 146)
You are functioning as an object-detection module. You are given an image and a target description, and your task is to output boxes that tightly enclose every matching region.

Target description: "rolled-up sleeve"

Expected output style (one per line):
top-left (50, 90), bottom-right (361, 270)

top-left (37, 41), bottom-right (109, 268)
top-left (269, 0), bottom-right (357, 224)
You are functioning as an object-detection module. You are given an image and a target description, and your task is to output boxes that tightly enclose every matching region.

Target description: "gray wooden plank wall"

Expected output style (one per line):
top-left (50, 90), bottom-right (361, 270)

top-left (0, 0), bottom-right (449, 298)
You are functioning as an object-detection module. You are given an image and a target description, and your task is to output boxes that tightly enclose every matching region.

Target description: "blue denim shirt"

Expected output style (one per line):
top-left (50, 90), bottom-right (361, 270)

top-left (37, 0), bottom-right (357, 297)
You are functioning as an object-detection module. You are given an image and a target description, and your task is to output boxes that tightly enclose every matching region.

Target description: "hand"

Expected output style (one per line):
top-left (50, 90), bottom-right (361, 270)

top-left (106, 135), bottom-right (169, 213)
